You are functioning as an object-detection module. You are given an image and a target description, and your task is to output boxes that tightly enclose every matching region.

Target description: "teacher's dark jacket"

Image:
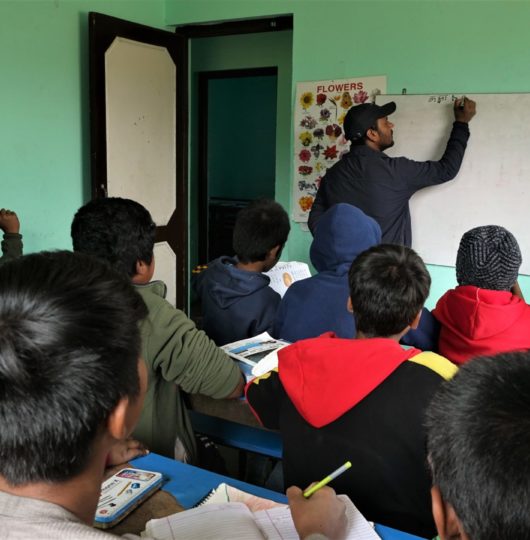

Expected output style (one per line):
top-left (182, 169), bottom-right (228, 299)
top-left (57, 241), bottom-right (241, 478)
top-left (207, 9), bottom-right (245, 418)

top-left (308, 121), bottom-right (470, 246)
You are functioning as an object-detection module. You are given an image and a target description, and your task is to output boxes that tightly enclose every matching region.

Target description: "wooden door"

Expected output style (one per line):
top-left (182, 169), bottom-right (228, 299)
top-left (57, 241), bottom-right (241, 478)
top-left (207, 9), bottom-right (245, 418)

top-left (89, 12), bottom-right (188, 309)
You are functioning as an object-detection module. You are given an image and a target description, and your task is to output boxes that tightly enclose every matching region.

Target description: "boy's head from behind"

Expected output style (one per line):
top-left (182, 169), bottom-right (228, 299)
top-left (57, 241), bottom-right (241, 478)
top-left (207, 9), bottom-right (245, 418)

top-left (426, 352), bottom-right (530, 540)
top-left (456, 225), bottom-right (521, 291)
top-left (348, 244), bottom-right (430, 337)
top-left (233, 199), bottom-right (290, 270)
top-left (0, 251), bottom-right (147, 486)
top-left (71, 197), bottom-right (156, 279)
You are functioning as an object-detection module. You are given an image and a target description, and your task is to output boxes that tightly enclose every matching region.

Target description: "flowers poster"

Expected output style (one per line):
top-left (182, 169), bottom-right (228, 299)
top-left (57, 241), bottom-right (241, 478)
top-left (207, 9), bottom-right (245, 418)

top-left (292, 76), bottom-right (387, 222)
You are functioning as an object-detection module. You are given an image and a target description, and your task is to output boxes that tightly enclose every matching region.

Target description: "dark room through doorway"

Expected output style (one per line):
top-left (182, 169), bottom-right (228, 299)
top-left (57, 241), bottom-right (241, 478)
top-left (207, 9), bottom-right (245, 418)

top-left (198, 67), bottom-right (278, 262)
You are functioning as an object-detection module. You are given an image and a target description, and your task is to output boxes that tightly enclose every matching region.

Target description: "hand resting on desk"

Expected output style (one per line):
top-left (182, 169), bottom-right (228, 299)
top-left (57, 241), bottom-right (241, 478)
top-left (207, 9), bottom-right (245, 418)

top-left (287, 485), bottom-right (347, 540)
top-left (106, 437), bottom-right (149, 467)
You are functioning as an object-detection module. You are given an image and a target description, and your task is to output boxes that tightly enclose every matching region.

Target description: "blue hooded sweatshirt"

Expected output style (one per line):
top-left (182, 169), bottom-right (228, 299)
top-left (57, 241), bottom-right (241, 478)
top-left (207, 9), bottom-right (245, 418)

top-left (193, 256), bottom-right (280, 345)
top-left (274, 204), bottom-right (381, 342)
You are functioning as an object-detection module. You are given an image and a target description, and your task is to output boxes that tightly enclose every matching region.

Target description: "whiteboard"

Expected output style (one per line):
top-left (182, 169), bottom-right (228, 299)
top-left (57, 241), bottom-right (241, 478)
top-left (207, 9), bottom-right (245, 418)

top-left (376, 93), bottom-right (530, 275)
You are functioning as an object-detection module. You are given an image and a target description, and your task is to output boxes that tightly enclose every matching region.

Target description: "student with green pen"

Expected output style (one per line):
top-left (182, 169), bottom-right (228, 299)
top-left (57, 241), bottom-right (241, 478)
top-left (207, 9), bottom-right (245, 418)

top-left (288, 352), bottom-right (530, 539)
top-left (247, 244), bottom-right (458, 538)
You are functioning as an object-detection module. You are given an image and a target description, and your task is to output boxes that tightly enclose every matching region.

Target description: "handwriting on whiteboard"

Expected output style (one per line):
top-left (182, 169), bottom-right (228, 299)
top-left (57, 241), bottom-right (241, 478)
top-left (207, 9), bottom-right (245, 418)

top-left (427, 94), bottom-right (460, 104)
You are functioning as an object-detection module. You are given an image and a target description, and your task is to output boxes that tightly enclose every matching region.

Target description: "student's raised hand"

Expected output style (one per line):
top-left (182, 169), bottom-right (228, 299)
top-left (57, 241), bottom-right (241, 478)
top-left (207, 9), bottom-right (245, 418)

top-left (106, 438), bottom-right (149, 467)
top-left (454, 97), bottom-right (476, 123)
top-left (0, 209), bottom-right (20, 234)
top-left (287, 485), bottom-right (347, 540)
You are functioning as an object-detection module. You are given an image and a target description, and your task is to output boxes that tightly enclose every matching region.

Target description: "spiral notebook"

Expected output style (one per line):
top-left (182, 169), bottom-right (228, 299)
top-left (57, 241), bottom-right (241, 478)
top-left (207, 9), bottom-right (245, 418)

top-left (195, 482), bottom-right (282, 512)
top-left (142, 493), bottom-right (380, 540)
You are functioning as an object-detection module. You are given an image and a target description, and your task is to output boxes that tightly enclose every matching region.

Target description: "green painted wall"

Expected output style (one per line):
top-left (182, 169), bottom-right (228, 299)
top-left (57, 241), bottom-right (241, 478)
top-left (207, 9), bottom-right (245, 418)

top-left (2, 1), bottom-right (529, 307)
top-left (169, 0), bottom-right (530, 307)
top-left (1, 0), bottom-right (166, 254)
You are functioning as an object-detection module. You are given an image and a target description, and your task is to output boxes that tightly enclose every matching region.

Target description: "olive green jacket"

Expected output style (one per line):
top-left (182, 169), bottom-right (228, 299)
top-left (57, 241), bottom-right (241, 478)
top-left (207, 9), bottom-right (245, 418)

top-left (133, 281), bottom-right (241, 463)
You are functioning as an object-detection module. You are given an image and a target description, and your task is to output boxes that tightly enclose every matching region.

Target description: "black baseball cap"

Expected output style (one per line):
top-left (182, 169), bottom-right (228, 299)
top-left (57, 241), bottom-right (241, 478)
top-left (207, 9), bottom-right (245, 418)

top-left (343, 101), bottom-right (396, 141)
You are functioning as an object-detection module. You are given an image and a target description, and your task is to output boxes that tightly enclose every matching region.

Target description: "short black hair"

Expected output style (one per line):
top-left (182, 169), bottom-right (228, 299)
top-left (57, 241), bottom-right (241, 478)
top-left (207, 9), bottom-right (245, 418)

top-left (0, 251), bottom-right (147, 485)
top-left (233, 199), bottom-right (290, 263)
top-left (348, 244), bottom-right (430, 337)
top-left (426, 352), bottom-right (530, 540)
top-left (71, 197), bottom-right (156, 277)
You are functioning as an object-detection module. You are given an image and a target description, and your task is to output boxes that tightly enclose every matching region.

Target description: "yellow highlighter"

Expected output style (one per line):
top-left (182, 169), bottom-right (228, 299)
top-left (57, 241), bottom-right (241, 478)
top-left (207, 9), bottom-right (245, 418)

top-left (303, 461), bottom-right (352, 498)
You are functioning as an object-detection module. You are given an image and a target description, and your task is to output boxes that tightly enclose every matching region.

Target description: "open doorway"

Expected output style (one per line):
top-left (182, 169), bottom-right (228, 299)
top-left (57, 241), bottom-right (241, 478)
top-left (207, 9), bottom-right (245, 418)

top-left (198, 67), bottom-right (278, 262)
top-left (89, 14), bottom-right (292, 315)
top-left (187, 26), bottom-right (293, 280)
top-left (187, 25), bottom-right (292, 325)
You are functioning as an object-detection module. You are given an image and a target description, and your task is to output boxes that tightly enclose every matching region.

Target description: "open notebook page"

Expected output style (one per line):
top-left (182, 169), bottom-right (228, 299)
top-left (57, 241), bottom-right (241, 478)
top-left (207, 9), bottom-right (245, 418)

top-left (142, 502), bottom-right (264, 540)
top-left (253, 495), bottom-right (379, 540)
top-left (142, 495), bottom-right (379, 540)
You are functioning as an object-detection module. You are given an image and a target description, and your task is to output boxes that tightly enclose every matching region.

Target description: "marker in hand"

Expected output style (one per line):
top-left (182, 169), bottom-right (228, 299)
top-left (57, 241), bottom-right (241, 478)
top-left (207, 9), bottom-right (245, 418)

top-left (303, 461), bottom-right (352, 498)
top-left (459, 96), bottom-right (466, 109)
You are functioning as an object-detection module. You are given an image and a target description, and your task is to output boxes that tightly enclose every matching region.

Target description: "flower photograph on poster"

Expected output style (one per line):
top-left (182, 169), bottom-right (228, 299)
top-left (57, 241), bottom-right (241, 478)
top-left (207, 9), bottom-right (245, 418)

top-left (292, 76), bottom-right (387, 222)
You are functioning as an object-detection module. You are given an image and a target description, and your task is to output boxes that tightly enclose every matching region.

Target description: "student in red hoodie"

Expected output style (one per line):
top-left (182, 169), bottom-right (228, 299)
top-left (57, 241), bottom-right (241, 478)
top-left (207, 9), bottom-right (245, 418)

top-left (246, 244), bottom-right (457, 539)
top-left (433, 225), bottom-right (530, 364)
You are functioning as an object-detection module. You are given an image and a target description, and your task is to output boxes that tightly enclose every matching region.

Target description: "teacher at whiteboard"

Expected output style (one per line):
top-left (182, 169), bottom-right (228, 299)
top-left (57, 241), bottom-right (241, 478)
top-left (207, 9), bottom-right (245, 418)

top-left (308, 97), bottom-right (477, 246)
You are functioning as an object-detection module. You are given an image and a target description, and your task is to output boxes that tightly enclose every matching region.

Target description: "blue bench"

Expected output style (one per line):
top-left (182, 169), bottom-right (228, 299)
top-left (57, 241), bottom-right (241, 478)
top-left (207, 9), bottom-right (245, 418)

top-left (188, 409), bottom-right (282, 459)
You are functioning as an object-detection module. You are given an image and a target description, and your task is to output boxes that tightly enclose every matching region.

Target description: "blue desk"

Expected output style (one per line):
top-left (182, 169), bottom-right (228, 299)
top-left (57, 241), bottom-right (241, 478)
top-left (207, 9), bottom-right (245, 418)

top-left (132, 453), bottom-right (285, 508)
top-left (131, 453), bottom-right (426, 540)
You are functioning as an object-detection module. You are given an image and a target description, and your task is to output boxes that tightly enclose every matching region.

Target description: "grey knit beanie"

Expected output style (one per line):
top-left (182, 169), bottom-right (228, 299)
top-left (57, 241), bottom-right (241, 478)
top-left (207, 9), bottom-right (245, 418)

top-left (456, 225), bottom-right (522, 291)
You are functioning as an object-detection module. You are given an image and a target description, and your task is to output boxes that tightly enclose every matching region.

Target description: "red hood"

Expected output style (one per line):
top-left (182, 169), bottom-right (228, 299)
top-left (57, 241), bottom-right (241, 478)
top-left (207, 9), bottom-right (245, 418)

top-left (433, 286), bottom-right (527, 341)
top-left (278, 333), bottom-right (420, 428)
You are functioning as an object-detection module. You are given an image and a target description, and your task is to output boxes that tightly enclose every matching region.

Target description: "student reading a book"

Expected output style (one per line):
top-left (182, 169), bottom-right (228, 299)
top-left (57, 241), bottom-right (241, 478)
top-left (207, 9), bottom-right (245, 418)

top-left (247, 244), bottom-right (458, 538)
top-left (193, 198), bottom-right (290, 345)
top-left (274, 203), bottom-right (381, 342)
top-left (71, 198), bottom-right (244, 467)
top-left (0, 251), bottom-right (347, 540)
top-left (426, 351), bottom-right (530, 540)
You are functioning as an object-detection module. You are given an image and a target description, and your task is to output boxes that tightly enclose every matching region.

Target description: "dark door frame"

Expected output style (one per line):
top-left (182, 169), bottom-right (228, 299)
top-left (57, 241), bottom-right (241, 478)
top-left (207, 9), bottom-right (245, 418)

top-left (175, 15), bottom-right (293, 265)
top-left (89, 12), bottom-right (188, 308)
top-left (197, 66), bottom-right (278, 263)
top-left (176, 15), bottom-right (293, 39)
top-left (89, 13), bottom-right (292, 309)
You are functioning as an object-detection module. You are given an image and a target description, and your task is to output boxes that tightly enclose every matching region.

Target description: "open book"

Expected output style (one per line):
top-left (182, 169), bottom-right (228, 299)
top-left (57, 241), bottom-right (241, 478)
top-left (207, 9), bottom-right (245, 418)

top-left (143, 494), bottom-right (379, 540)
top-left (220, 332), bottom-right (290, 368)
top-left (263, 261), bottom-right (311, 297)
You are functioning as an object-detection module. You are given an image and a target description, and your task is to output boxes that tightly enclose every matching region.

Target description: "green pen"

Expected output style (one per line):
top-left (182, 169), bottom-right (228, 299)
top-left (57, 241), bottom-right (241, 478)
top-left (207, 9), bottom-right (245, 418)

top-left (303, 461), bottom-right (352, 498)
